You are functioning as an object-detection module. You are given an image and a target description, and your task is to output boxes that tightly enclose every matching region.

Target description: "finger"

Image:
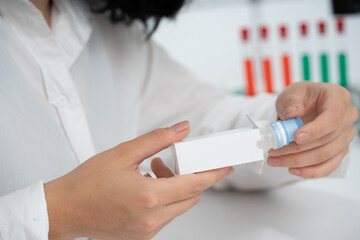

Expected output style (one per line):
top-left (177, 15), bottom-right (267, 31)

top-left (119, 121), bottom-right (190, 165)
top-left (151, 194), bottom-right (201, 231)
top-left (151, 158), bottom-right (174, 178)
top-left (276, 83), bottom-right (307, 120)
top-left (155, 166), bottom-right (233, 205)
top-left (142, 194), bottom-right (201, 236)
top-left (268, 127), bottom-right (353, 168)
top-left (269, 125), bottom-right (348, 156)
top-left (294, 97), bottom-right (346, 145)
top-left (166, 193), bottom-right (201, 215)
top-left (288, 147), bottom-right (349, 179)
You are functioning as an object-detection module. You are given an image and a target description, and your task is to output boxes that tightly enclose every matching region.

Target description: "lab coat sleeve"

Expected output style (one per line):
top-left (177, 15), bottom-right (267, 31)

top-left (0, 181), bottom-right (49, 240)
top-left (138, 41), bottom-right (349, 190)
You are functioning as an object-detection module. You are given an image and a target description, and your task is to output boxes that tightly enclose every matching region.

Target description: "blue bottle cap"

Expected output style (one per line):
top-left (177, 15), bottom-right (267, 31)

top-left (269, 117), bottom-right (304, 149)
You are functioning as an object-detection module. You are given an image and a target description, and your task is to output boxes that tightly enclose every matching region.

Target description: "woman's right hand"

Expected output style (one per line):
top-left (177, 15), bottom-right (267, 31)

top-left (44, 121), bottom-right (234, 240)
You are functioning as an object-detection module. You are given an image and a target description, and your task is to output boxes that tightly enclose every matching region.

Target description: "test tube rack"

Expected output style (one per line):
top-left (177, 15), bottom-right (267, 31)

top-left (238, 17), bottom-right (349, 96)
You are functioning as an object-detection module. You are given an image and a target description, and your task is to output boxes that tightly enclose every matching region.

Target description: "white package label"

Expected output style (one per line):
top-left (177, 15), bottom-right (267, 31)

top-left (172, 128), bottom-right (264, 175)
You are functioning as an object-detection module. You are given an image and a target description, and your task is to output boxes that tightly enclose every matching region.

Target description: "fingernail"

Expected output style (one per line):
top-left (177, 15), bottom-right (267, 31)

top-left (268, 158), bottom-right (282, 167)
top-left (226, 167), bottom-right (234, 176)
top-left (289, 169), bottom-right (301, 176)
top-left (285, 105), bottom-right (298, 116)
top-left (170, 121), bottom-right (189, 133)
top-left (297, 132), bottom-right (310, 143)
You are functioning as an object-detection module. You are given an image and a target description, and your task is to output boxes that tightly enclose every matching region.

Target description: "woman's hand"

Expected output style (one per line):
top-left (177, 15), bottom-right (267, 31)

top-left (44, 121), bottom-right (234, 240)
top-left (268, 82), bottom-right (358, 179)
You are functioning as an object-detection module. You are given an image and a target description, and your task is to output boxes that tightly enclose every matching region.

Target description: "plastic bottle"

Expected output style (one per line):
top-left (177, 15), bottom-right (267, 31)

top-left (256, 117), bottom-right (304, 151)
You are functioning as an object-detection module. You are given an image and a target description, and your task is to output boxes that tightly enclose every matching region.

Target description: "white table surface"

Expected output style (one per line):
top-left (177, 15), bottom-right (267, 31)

top-left (155, 137), bottom-right (360, 240)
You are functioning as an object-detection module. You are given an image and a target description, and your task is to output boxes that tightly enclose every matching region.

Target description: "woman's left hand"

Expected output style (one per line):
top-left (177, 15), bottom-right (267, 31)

top-left (268, 82), bottom-right (358, 179)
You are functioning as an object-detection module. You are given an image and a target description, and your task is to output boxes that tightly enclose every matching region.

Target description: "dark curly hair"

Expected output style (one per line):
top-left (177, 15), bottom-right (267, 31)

top-left (87, 0), bottom-right (186, 37)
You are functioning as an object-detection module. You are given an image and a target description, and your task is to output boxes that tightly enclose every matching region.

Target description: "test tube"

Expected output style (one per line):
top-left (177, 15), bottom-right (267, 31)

top-left (318, 21), bottom-right (330, 83)
top-left (299, 23), bottom-right (311, 81)
top-left (240, 28), bottom-right (256, 96)
top-left (336, 17), bottom-right (348, 88)
top-left (279, 25), bottom-right (292, 87)
top-left (259, 26), bottom-right (274, 93)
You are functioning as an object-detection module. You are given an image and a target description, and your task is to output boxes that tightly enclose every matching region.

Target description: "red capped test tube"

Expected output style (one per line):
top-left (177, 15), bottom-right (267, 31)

top-left (259, 25), bottom-right (274, 93)
top-left (335, 17), bottom-right (348, 88)
top-left (279, 25), bottom-right (292, 87)
top-left (240, 27), bottom-right (256, 96)
top-left (318, 20), bottom-right (331, 83)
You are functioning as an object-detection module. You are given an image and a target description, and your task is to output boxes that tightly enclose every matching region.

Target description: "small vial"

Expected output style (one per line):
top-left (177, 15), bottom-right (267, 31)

top-left (257, 117), bottom-right (304, 151)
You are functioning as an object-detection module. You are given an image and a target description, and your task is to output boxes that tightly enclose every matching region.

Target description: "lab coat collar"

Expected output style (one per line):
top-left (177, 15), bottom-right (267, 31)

top-left (0, 0), bottom-right (93, 70)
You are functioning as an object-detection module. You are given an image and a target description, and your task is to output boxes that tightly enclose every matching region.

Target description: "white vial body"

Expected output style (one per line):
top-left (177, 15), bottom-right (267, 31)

top-left (257, 125), bottom-right (277, 152)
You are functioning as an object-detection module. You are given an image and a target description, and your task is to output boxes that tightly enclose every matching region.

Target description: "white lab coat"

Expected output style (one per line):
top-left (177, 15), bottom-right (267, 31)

top-left (0, 0), bottom-right (348, 239)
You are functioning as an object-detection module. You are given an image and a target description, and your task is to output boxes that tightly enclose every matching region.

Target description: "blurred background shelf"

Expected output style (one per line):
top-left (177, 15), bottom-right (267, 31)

top-left (154, 0), bottom-right (360, 95)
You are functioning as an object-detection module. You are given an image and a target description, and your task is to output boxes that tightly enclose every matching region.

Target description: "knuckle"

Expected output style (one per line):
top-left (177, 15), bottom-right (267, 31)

top-left (319, 132), bottom-right (334, 145)
top-left (333, 111), bottom-right (343, 125)
top-left (351, 106), bottom-right (359, 123)
top-left (140, 191), bottom-right (161, 209)
top-left (311, 125), bottom-right (325, 140)
top-left (349, 128), bottom-right (356, 142)
top-left (138, 218), bottom-right (159, 233)
top-left (317, 149), bottom-right (330, 163)
top-left (152, 128), bottom-right (169, 143)
top-left (114, 141), bottom-right (131, 156)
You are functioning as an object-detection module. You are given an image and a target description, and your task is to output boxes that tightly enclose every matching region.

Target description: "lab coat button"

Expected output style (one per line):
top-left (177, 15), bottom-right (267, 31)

top-left (57, 96), bottom-right (68, 107)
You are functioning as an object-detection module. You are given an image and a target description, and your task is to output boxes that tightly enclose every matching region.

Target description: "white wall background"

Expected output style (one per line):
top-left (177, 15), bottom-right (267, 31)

top-left (153, 0), bottom-right (360, 93)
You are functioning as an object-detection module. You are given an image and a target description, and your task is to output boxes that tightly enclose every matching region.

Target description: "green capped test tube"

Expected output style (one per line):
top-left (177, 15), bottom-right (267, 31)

top-left (336, 18), bottom-right (349, 88)
top-left (317, 21), bottom-right (331, 83)
top-left (299, 23), bottom-right (311, 82)
top-left (302, 54), bottom-right (311, 81)
top-left (339, 53), bottom-right (348, 88)
top-left (320, 53), bottom-right (330, 83)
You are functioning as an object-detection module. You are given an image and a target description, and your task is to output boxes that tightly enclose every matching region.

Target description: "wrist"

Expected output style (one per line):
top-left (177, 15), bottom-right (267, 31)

top-left (44, 180), bottom-right (77, 239)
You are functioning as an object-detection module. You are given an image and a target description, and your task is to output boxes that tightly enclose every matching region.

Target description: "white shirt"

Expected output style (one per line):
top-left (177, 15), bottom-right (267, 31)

top-left (0, 0), bottom-right (348, 239)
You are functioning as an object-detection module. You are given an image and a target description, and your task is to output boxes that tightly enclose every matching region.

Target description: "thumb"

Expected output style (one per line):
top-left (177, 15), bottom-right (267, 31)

top-left (276, 85), bottom-right (307, 120)
top-left (119, 121), bottom-right (190, 166)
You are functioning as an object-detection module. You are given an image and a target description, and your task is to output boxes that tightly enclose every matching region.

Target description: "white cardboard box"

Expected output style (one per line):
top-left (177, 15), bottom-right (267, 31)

top-left (172, 128), bottom-right (265, 175)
